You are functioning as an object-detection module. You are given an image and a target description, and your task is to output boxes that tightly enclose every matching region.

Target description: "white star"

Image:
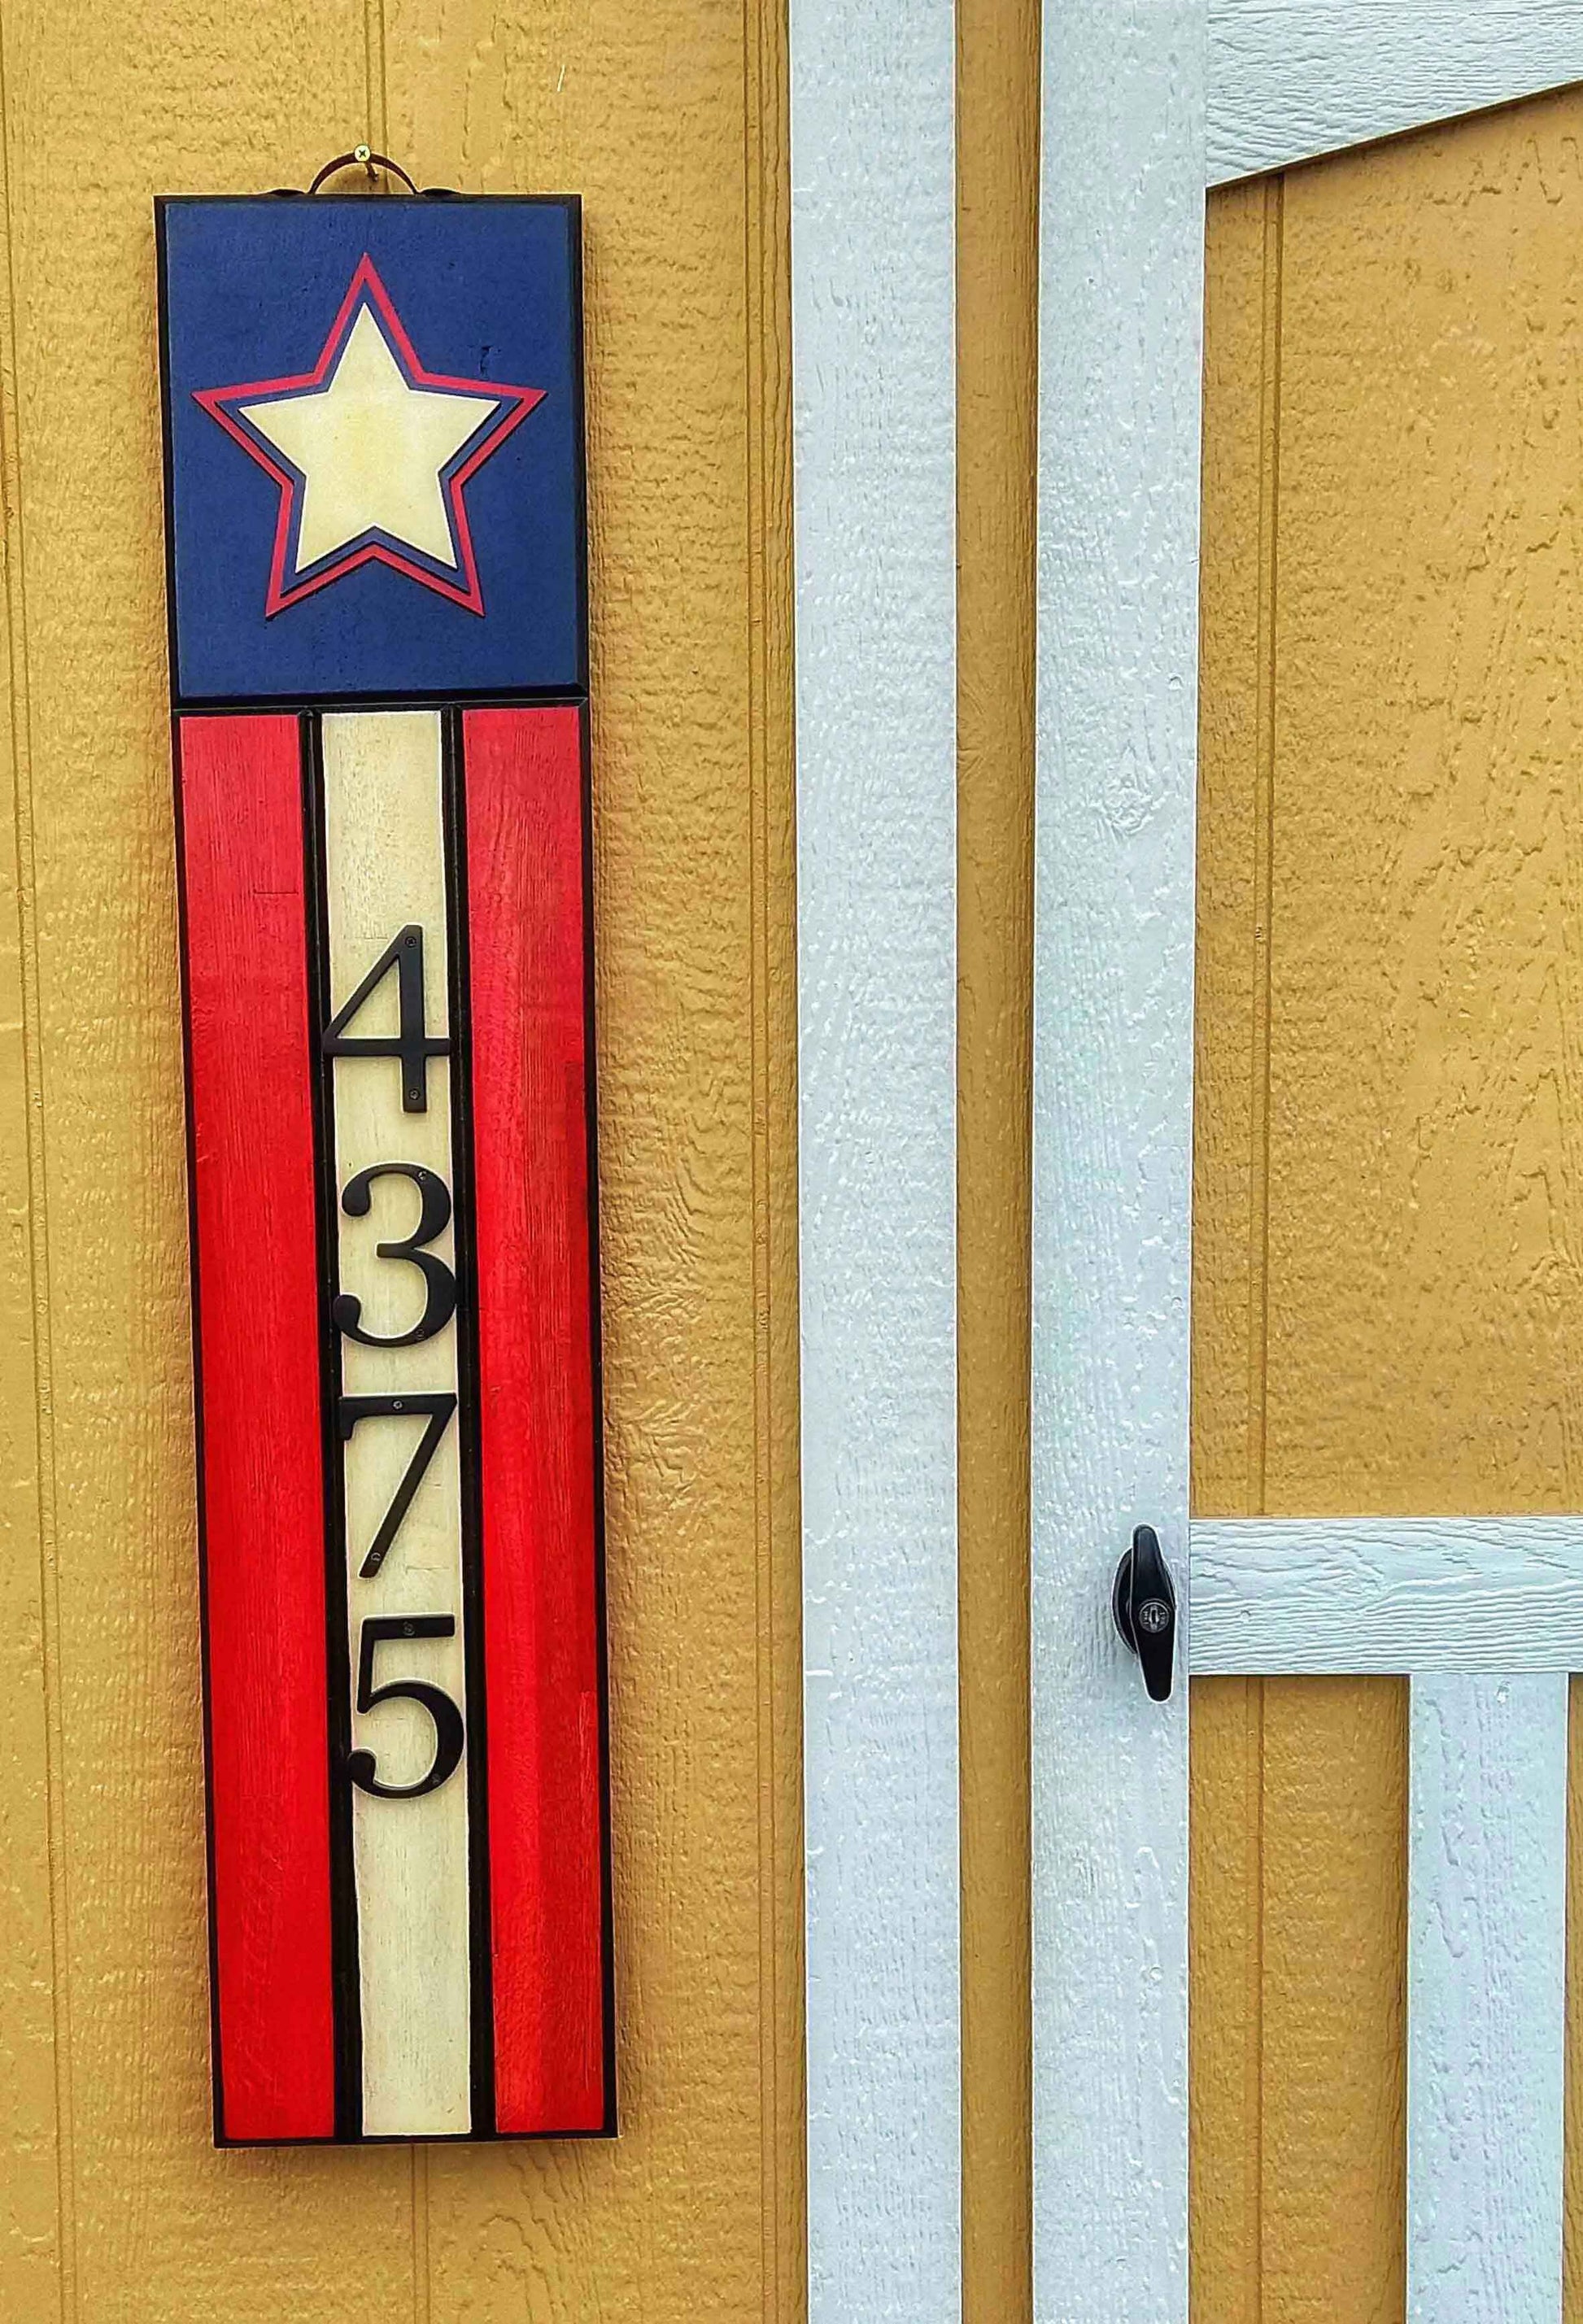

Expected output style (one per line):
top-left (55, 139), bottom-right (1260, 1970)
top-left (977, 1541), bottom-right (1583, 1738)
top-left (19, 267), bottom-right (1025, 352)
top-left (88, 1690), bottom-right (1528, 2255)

top-left (242, 305), bottom-right (499, 573)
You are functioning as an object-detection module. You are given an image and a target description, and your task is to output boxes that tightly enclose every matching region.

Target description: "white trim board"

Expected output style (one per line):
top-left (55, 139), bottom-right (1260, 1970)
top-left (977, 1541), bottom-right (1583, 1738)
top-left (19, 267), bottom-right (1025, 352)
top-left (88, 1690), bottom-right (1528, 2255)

top-left (1208, 1), bottom-right (1583, 185)
top-left (1031, 7), bottom-right (1204, 2319)
top-left (1407, 1673), bottom-right (1567, 2324)
top-left (1191, 1516), bottom-right (1583, 1672)
top-left (788, 1), bottom-right (961, 2318)
top-left (1188, 1533), bottom-right (1574, 2317)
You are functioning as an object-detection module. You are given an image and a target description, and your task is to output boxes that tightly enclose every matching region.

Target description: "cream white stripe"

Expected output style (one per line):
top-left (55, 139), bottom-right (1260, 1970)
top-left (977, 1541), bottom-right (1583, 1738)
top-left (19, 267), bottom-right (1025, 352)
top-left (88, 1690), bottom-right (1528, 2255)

top-left (1031, 7), bottom-right (1205, 2317)
top-left (1207, 1), bottom-right (1583, 185)
top-left (322, 709), bottom-right (471, 2138)
top-left (789, 0), bottom-right (960, 2313)
top-left (1408, 1674), bottom-right (1567, 2324)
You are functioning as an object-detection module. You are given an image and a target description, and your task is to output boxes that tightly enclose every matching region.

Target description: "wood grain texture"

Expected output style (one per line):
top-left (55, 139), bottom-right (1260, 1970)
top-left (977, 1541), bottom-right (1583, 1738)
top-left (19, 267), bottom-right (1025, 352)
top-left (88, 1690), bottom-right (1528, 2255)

top-left (0, 0), bottom-right (421, 2312)
top-left (464, 707), bottom-right (606, 2138)
top-left (1031, 10), bottom-right (1203, 2318)
top-left (1207, 1), bottom-right (1583, 186)
top-left (955, 0), bottom-right (1037, 2317)
top-left (1407, 1673), bottom-right (1566, 2323)
top-left (180, 714), bottom-right (335, 2144)
top-left (789, 2), bottom-right (961, 2317)
top-left (1192, 1517), bottom-right (1583, 1671)
top-left (1188, 177), bottom-right (1273, 2321)
top-left (1565, 1675), bottom-right (1583, 2322)
top-left (381, 2), bottom-right (804, 2319)
top-left (1193, 85), bottom-right (1583, 2322)
top-left (1195, 169), bottom-right (1409, 2324)
top-left (0, 102), bottom-right (60, 2285)
top-left (323, 710), bottom-right (471, 2139)
top-left (0, 0), bottom-right (801, 2316)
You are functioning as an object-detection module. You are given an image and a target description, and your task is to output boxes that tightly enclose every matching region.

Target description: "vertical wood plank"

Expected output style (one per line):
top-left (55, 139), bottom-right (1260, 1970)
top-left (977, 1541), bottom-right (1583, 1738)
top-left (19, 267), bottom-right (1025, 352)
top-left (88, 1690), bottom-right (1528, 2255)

top-left (743, 6), bottom-right (809, 2317)
top-left (179, 714), bottom-right (335, 2146)
top-left (322, 711), bottom-right (472, 2140)
top-left (1408, 1673), bottom-right (1567, 2324)
top-left (1564, 1675), bottom-right (1583, 2322)
top-left (1190, 172), bottom-right (1276, 2324)
top-left (1031, 9), bottom-right (1204, 2318)
top-left (464, 706), bottom-right (608, 2139)
top-left (789, 1), bottom-right (960, 2317)
top-left (1197, 159), bottom-right (1412, 2324)
top-left (384, 2), bottom-right (803, 2318)
top-left (956, 0), bottom-right (1037, 2317)
top-left (1259, 1676), bottom-right (1408, 2317)
top-left (0, 0), bottom-right (419, 2313)
top-left (0, 61), bottom-right (62, 2299)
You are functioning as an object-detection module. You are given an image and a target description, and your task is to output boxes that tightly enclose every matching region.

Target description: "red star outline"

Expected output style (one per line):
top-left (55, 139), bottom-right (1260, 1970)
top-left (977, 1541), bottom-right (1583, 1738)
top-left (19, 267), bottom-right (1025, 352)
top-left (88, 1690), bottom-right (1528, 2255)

top-left (194, 255), bottom-right (546, 618)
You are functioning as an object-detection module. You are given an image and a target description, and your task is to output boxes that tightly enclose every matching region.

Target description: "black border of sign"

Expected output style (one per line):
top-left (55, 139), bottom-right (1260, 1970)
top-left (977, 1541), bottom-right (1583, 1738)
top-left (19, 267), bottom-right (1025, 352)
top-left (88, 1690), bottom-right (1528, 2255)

top-left (577, 698), bottom-right (620, 2143)
top-left (439, 704), bottom-right (499, 2137)
top-left (170, 716), bottom-right (228, 2147)
top-left (163, 184), bottom-right (617, 2146)
top-left (300, 710), bottom-right (364, 2139)
top-left (154, 192), bottom-right (590, 715)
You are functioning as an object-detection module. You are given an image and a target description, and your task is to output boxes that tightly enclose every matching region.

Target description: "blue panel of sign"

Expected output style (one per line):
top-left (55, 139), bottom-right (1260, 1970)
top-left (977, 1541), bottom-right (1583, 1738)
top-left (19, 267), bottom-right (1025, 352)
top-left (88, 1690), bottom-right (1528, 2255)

top-left (159, 195), bottom-right (585, 705)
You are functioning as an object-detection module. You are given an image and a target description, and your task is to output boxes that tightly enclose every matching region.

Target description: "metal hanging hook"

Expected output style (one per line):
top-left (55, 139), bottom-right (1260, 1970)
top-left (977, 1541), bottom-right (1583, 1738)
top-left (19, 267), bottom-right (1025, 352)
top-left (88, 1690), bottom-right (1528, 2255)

top-left (305, 146), bottom-right (421, 197)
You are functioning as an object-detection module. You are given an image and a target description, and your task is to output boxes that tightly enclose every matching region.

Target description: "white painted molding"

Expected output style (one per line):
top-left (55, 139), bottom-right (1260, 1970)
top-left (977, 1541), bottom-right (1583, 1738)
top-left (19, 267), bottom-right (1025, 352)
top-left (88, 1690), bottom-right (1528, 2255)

top-left (1208, 1), bottom-right (1583, 185)
top-left (1407, 1674), bottom-right (1567, 2324)
top-left (1191, 1517), bottom-right (1583, 1672)
top-left (788, 2), bottom-right (960, 2317)
top-left (1031, 7), bottom-right (1204, 2319)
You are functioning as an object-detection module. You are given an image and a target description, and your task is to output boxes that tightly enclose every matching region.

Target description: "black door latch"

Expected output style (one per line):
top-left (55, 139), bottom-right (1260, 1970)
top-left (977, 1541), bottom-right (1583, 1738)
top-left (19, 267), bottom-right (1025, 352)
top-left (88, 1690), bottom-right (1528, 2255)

top-left (1111, 1524), bottom-right (1177, 1702)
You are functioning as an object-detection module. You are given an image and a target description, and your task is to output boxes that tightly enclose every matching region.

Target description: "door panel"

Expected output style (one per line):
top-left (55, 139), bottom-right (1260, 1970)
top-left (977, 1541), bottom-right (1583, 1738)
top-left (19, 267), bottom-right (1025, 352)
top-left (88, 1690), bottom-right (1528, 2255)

top-left (1193, 87), bottom-right (1583, 2321)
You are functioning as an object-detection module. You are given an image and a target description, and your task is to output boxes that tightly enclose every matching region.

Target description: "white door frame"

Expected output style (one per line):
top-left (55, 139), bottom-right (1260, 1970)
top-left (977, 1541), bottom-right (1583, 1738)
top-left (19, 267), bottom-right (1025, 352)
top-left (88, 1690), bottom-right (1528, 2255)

top-left (789, 7), bottom-right (1583, 2320)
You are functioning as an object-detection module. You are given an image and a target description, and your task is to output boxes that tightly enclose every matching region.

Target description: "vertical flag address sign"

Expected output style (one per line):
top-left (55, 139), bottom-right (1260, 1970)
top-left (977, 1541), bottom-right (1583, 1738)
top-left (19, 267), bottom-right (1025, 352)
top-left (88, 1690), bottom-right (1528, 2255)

top-left (157, 183), bottom-right (613, 2146)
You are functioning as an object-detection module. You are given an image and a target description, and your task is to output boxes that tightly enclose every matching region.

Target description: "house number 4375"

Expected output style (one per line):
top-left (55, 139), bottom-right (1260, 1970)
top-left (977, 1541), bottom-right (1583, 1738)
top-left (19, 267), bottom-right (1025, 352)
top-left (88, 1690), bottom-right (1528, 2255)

top-left (324, 921), bottom-right (462, 1803)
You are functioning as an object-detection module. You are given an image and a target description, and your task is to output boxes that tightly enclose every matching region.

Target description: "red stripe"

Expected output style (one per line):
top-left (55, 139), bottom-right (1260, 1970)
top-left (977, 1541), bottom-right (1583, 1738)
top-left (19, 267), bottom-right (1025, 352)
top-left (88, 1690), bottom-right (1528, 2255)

top-left (464, 706), bottom-right (608, 2132)
top-left (180, 715), bottom-right (335, 2141)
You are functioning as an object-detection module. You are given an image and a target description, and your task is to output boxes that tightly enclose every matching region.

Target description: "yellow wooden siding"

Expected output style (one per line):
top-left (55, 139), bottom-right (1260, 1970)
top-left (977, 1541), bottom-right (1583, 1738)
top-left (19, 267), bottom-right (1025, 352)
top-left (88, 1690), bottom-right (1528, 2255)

top-left (1194, 89), bottom-right (1583, 2320)
top-left (956, 2), bottom-right (1037, 2320)
top-left (0, 3), bottom-right (801, 2319)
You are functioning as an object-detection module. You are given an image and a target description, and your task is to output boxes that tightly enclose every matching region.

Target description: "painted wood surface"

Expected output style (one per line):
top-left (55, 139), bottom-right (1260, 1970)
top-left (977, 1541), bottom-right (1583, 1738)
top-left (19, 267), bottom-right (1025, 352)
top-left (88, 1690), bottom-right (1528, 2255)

top-left (0, 0), bottom-right (801, 2312)
top-left (1192, 1518), bottom-right (1583, 1672)
top-left (788, 2), bottom-right (960, 2317)
top-left (464, 706), bottom-right (608, 2137)
top-left (322, 710), bottom-right (472, 2139)
top-left (179, 715), bottom-right (336, 2143)
top-left (1031, 8), bottom-right (1203, 2318)
top-left (1407, 1673), bottom-right (1567, 2324)
top-left (1207, 1), bottom-right (1583, 185)
top-left (954, 0), bottom-right (1038, 2317)
top-left (1193, 89), bottom-right (1583, 2319)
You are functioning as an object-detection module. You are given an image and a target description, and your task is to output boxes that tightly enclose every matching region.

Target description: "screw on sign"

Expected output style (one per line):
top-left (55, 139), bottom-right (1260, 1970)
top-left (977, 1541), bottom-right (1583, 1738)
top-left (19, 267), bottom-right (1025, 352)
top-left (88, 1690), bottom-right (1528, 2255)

top-left (159, 161), bottom-right (612, 2147)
